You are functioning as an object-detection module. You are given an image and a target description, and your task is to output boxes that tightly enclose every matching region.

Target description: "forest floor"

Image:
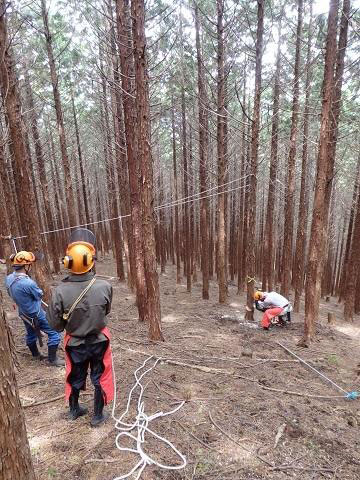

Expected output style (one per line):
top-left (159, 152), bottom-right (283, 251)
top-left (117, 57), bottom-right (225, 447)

top-left (1, 257), bottom-right (360, 480)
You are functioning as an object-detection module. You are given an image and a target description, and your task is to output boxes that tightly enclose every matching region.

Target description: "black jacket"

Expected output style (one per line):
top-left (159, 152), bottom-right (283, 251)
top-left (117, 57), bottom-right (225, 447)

top-left (48, 272), bottom-right (113, 346)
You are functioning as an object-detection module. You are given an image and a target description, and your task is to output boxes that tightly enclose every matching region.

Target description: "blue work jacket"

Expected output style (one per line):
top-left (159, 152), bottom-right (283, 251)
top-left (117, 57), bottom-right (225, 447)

top-left (5, 272), bottom-right (43, 318)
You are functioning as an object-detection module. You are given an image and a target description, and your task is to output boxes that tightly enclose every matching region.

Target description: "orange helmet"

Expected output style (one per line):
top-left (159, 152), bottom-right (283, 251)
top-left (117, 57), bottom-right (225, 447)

top-left (11, 251), bottom-right (36, 267)
top-left (63, 241), bottom-right (96, 274)
top-left (254, 291), bottom-right (264, 301)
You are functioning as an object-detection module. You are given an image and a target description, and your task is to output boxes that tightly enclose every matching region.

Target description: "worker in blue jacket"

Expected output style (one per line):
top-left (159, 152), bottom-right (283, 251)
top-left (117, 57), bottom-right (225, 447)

top-left (5, 251), bottom-right (64, 366)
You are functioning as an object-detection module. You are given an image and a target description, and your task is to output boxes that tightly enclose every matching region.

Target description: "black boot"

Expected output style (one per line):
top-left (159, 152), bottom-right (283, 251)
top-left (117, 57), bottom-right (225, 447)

top-left (28, 343), bottom-right (46, 360)
top-left (48, 345), bottom-right (65, 367)
top-left (90, 387), bottom-right (109, 427)
top-left (69, 389), bottom-right (88, 420)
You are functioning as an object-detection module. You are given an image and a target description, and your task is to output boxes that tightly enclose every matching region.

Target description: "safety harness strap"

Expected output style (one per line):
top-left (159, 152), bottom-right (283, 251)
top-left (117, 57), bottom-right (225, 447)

top-left (62, 276), bottom-right (97, 321)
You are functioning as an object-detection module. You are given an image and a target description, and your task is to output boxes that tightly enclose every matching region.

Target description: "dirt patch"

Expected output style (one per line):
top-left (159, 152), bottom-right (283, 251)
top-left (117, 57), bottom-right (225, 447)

top-left (1, 258), bottom-right (360, 479)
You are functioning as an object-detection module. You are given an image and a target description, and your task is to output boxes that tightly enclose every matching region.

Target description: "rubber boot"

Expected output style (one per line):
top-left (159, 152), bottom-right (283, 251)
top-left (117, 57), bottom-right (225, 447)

top-left (28, 342), bottom-right (46, 360)
top-left (48, 345), bottom-right (65, 367)
top-left (69, 389), bottom-right (88, 420)
top-left (90, 387), bottom-right (108, 427)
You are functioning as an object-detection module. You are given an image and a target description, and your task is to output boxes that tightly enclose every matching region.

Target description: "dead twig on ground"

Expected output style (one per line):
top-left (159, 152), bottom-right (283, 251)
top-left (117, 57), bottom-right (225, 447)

top-left (19, 378), bottom-right (59, 388)
top-left (208, 411), bottom-right (273, 467)
top-left (273, 423), bottom-right (286, 449)
top-left (260, 385), bottom-right (344, 399)
top-left (23, 392), bottom-right (92, 408)
top-left (109, 327), bottom-right (150, 345)
top-left (208, 411), bottom-right (249, 448)
top-left (84, 458), bottom-right (121, 464)
top-left (174, 420), bottom-right (219, 452)
top-left (118, 346), bottom-right (234, 375)
top-left (270, 465), bottom-right (334, 473)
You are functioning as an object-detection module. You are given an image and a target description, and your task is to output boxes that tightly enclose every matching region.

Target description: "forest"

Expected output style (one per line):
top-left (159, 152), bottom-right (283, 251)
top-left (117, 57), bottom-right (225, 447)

top-left (1, 0), bottom-right (360, 479)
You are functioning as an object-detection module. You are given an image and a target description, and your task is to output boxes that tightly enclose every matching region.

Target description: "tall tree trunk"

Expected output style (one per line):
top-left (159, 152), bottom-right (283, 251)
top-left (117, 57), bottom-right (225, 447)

top-left (339, 156), bottom-right (360, 301)
top-left (40, 0), bottom-right (77, 227)
top-left (300, 0), bottom-right (340, 346)
top-left (293, 0), bottom-right (313, 312)
top-left (0, 3), bottom-right (50, 298)
top-left (262, 20), bottom-right (282, 292)
top-left (0, 147), bottom-right (12, 263)
top-left (0, 292), bottom-right (36, 480)
top-left (171, 98), bottom-right (181, 284)
top-left (281, 0), bottom-right (303, 297)
top-left (245, 0), bottom-right (264, 320)
top-left (181, 86), bottom-right (192, 293)
top-left (131, 0), bottom-right (163, 340)
top-left (344, 184), bottom-right (360, 321)
top-left (217, 0), bottom-right (227, 304)
top-left (195, 5), bottom-right (209, 299)
top-left (116, 0), bottom-right (148, 319)
top-left (71, 93), bottom-right (90, 226)
top-left (108, 26), bottom-right (126, 282)
top-left (25, 70), bottom-right (60, 274)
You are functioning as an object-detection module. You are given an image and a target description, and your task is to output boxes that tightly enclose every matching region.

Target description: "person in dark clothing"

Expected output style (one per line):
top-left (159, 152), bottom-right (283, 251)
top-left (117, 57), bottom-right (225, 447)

top-left (48, 228), bottom-right (114, 427)
top-left (5, 251), bottom-right (64, 366)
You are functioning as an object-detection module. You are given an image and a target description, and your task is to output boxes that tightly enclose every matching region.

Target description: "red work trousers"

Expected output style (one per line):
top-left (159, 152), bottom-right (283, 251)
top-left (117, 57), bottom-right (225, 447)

top-left (261, 307), bottom-right (284, 328)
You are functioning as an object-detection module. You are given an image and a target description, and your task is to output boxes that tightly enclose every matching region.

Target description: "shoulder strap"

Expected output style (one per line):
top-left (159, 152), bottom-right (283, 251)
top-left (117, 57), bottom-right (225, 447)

top-left (62, 276), bottom-right (97, 322)
top-left (7, 275), bottom-right (27, 299)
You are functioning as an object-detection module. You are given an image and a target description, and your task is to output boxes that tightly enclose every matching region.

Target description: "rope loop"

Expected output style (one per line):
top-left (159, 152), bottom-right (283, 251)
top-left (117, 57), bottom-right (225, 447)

top-left (111, 356), bottom-right (187, 480)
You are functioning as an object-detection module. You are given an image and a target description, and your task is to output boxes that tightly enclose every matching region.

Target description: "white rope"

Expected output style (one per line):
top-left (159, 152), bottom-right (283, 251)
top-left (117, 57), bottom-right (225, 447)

top-left (11, 176), bottom-right (248, 240)
top-left (111, 356), bottom-right (187, 480)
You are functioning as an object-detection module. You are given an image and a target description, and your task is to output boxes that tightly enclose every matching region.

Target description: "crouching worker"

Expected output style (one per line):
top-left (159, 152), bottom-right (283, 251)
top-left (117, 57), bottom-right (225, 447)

top-left (48, 228), bottom-right (114, 427)
top-left (254, 291), bottom-right (292, 330)
top-left (5, 251), bottom-right (64, 366)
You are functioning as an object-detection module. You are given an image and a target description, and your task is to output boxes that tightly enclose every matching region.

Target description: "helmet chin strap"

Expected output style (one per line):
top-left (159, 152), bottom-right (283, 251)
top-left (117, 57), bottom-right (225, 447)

top-left (24, 264), bottom-right (32, 276)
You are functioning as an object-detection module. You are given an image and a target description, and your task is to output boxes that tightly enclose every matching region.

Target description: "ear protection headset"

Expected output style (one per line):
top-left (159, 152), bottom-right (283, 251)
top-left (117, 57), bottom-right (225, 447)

top-left (62, 242), bottom-right (96, 274)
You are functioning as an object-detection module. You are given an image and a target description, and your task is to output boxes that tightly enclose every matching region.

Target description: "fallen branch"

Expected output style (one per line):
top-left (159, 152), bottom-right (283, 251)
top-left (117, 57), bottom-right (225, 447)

top-left (260, 385), bottom-right (344, 399)
top-left (117, 346), bottom-right (234, 375)
top-left (270, 466), bottom-right (334, 473)
top-left (23, 392), bottom-right (92, 408)
top-left (208, 411), bottom-right (250, 449)
top-left (19, 378), bottom-right (57, 388)
top-left (174, 421), bottom-right (219, 452)
top-left (208, 411), bottom-right (273, 467)
top-left (109, 328), bottom-right (149, 345)
top-left (84, 458), bottom-right (121, 464)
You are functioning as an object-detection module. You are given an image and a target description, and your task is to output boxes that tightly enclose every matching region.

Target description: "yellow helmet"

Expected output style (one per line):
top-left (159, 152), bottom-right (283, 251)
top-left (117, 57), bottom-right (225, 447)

top-left (254, 290), bottom-right (264, 301)
top-left (11, 251), bottom-right (36, 267)
top-left (63, 241), bottom-right (96, 274)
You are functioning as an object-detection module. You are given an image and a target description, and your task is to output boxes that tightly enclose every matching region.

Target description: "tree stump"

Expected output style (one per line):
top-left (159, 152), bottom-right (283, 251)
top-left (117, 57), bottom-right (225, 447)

top-left (0, 291), bottom-right (36, 480)
top-left (328, 313), bottom-right (335, 324)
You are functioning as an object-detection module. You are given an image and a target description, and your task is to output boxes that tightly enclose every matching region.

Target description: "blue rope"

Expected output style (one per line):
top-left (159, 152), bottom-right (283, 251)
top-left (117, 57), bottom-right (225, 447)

top-left (346, 391), bottom-right (359, 400)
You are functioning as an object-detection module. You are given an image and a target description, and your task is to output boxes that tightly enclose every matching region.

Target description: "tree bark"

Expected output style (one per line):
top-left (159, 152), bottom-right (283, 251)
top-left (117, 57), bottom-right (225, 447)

top-left (293, 0), bottom-right (313, 312)
top-left (171, 98), bottom-right (181, 284)
top-left (339, 157), bottom-right (360, 301)
top-left (217, 0), bottom-right (227, 304)
top-left (195, 5), bottom-right (210, 299)
top-left (281, 0), bottom-right (303, 298)
top-left (0, 2), bottom-right (50, 299)
top-left (116, 0), bottom-right (148, 319)
top-left (300, 0), bottom-right (340, 346)
top-left (71, 93), bottom-right (90, 226)
top-left (344, 184), bottom-right (360, 321)
top-left (262, 19), bottom-right (282, 292)
top-left (40, 0), bottom-right (77, 227)
top-left (0, 290), bottom-right (36, 480)
top-left (131, 0), bottom-right (163, 340)
top-left (245, 0), bottom-right (264, 320)
top-left (25, 69), bottom-right (60, 274)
